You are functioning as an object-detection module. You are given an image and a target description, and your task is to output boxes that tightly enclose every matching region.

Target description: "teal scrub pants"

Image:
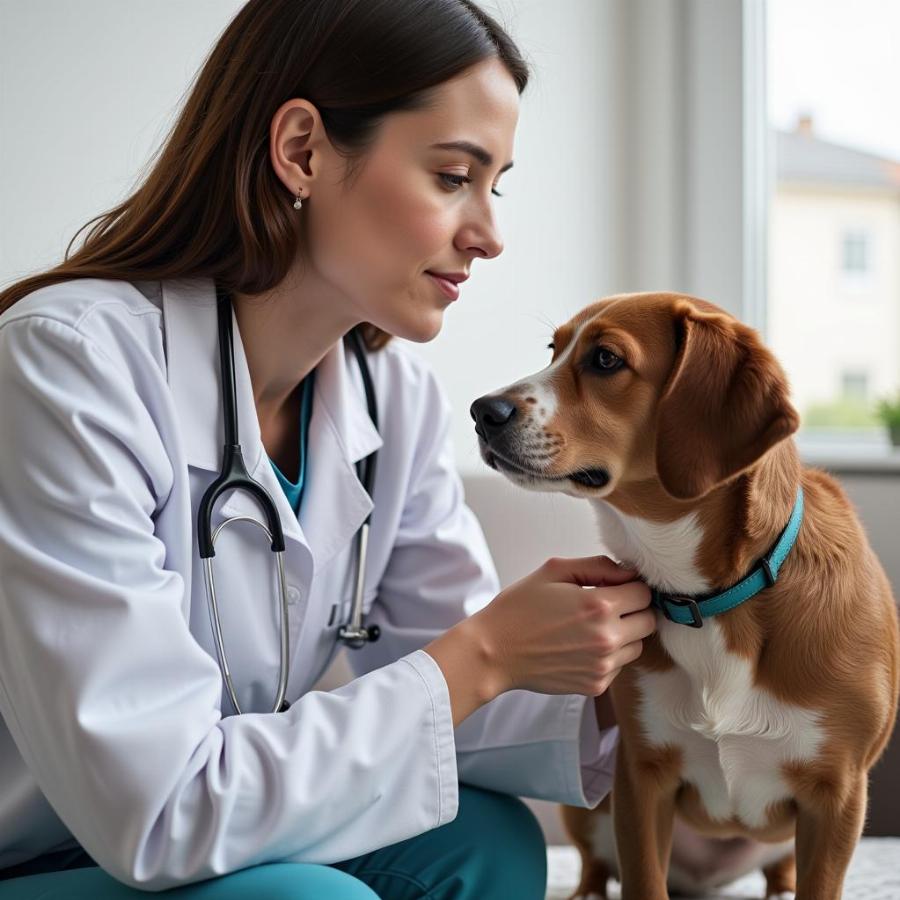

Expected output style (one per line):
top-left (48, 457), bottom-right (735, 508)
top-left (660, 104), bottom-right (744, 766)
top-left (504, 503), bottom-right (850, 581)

top-left (0, 786), bottom-right (547, 899)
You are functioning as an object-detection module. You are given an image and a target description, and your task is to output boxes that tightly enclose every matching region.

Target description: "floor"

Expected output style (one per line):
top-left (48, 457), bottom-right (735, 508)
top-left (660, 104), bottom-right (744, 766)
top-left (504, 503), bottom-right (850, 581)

top-left (545, 838), bottom-right (900, 899)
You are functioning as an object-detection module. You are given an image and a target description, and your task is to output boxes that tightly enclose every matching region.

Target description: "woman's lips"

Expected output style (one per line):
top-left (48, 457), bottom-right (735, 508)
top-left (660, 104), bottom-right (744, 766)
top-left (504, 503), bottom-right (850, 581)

top-left (426, 272), bottom-right (460, 300)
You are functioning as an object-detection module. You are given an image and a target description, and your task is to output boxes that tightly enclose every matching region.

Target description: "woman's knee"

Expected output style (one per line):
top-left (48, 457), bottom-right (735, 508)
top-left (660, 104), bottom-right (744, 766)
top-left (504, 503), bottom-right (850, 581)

top-left (209, 862), bottom-right (380, 900)
top-left (333, 787), bottom-right (547, 900)
top-left (455, 786), bottom-right (547, 899)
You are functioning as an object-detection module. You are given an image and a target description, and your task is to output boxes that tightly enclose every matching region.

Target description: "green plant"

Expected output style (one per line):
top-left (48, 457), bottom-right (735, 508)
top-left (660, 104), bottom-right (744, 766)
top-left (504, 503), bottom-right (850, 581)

top-left (876, 390), bottom-right (900, 429)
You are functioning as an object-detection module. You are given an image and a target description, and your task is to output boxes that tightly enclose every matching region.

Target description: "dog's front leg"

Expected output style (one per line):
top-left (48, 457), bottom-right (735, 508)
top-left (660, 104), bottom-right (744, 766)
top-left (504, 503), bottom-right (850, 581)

top-left (793, 769), bottom-right (867, 900)
top-left (611, 737), bottom-right (680, 900)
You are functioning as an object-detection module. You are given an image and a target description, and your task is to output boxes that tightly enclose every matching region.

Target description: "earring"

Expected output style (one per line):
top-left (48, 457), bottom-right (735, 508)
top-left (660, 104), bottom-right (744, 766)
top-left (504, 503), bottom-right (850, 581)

top-left (293, 190), bottom-right (304, 211)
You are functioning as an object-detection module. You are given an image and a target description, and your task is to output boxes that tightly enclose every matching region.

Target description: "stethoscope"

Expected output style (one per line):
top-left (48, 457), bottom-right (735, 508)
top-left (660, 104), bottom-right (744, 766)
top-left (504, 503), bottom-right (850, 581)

top-left (197, 285), bottom-right (380, 715)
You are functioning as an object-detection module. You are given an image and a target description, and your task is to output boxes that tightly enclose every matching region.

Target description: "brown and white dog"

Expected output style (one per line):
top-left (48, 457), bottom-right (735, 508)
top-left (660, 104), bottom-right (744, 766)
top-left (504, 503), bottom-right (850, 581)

top-left (471, 292), bottom-right (899, 900)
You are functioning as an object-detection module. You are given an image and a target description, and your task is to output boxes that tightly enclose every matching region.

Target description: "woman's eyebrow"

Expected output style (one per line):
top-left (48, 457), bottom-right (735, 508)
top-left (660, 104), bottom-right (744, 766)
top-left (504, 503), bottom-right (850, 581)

top-left (430, 140), bottom-right (514, 174)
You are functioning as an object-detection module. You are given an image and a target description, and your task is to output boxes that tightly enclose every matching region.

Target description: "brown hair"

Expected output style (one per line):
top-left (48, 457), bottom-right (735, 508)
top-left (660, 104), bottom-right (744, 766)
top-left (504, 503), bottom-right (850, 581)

top-left (0, 0), bottom-right (529, 350)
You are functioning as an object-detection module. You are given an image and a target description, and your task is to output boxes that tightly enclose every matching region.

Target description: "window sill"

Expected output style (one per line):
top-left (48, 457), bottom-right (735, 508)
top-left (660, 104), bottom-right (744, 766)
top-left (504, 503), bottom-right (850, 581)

top-left (796, 433), bottom-right (900, 476)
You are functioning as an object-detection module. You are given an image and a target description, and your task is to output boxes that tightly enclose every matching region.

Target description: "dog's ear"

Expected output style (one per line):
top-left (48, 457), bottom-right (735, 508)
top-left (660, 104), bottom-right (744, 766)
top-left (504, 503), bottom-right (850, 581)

top-left (655, 299), bottom-right (800, 500)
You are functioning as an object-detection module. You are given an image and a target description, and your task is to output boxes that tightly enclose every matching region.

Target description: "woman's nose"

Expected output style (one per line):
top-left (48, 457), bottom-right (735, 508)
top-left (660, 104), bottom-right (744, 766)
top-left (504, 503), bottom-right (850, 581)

top-left (458, 205), bottom-right (504, 260)
top-left (476, 229), bottom-right (504, 260)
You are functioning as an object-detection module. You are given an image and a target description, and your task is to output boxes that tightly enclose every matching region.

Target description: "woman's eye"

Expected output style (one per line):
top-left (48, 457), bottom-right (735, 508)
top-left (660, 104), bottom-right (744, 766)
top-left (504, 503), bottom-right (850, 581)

top-left (591, 347), bottom-right (624, 372)
top-left (439, 173), bottom-right (469, 190)
top-left (439, 173), bottom-right (503, 197)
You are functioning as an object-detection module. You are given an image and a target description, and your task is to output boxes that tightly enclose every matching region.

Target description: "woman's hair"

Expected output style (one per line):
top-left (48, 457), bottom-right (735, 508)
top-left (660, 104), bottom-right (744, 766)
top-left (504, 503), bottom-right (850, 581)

top-left (0, 0), bottom-right (529, 350)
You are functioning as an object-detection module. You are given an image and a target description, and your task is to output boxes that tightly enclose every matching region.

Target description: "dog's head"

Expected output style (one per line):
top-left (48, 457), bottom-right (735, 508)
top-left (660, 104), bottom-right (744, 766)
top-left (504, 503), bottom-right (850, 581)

top-left (471, 292), bottom-right (800, 502)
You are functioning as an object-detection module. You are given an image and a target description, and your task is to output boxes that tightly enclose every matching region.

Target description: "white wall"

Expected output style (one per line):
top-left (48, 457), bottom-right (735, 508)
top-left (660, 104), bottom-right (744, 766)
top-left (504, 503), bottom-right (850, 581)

top-left (0, 0), bottom-right (245, 279)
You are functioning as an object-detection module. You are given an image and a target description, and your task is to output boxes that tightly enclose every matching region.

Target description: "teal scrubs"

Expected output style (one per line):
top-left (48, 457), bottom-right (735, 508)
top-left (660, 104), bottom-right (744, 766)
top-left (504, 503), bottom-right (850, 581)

top-left (0, 787), bottom-right (547, 898)
top-left (268, 370), bottom-right (316, 515)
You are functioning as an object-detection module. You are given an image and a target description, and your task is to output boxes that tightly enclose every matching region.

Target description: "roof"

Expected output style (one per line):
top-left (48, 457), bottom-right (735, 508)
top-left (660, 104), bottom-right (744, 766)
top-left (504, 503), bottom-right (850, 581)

top-left (776, 129), bottom-right (900, 192)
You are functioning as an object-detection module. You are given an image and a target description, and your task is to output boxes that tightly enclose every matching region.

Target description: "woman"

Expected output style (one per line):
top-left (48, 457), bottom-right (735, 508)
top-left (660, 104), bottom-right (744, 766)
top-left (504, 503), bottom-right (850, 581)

top-left (0, 1), bottom-right (656, 897)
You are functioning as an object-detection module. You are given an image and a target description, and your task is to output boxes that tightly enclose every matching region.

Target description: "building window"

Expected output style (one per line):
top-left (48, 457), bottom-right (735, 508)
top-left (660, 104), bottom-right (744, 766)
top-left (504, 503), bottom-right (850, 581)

top-left (841, 370), bottom-right (869, 403)
top-left (841, 231), bottom-right (870, 275)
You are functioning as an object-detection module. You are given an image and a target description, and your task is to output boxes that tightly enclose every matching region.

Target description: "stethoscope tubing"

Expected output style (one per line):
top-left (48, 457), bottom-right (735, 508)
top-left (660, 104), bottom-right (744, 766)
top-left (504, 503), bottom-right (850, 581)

top-left (202, 515), bottom-right (290, 715)
top-left (197, 287), bottom-right (380, 715)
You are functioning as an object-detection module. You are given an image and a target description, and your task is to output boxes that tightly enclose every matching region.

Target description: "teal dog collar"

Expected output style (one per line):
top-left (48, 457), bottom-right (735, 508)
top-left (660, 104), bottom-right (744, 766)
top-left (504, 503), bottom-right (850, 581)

top-left (650, 486), bottom-right (805, 628)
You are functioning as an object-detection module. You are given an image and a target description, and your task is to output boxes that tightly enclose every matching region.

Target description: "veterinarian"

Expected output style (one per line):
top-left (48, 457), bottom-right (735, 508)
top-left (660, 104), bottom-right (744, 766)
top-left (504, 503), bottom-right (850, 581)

top-left (0, 1), bottom-right (658, 897)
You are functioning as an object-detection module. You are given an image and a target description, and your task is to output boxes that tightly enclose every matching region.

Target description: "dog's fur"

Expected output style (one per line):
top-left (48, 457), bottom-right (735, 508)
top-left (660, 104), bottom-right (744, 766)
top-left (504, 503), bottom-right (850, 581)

top-left (472, 293), bottom-right (899, 900)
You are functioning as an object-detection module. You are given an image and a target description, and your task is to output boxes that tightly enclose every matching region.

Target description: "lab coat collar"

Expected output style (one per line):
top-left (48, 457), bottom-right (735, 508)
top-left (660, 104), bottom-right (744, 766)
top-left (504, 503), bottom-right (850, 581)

top-left (161, 277), bottom-right (383, 567)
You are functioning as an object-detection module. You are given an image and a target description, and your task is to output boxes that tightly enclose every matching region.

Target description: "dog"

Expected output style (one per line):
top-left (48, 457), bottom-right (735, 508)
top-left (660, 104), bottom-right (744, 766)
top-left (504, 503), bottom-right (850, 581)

top-left (471, 292), bottom-right (899, 900)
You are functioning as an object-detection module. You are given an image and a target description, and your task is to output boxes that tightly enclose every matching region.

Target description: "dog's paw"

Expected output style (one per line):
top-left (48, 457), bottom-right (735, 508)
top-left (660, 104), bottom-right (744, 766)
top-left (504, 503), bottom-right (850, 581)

top-left (767, 893), bottom-right (795, 899)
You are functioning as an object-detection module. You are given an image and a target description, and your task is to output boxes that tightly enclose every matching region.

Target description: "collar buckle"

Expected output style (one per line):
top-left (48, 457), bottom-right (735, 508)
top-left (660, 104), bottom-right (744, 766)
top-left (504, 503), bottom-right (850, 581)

top-left (663, 595), bottom-right (704, 628)
top-left (760, 555), bottom-right (777, 587)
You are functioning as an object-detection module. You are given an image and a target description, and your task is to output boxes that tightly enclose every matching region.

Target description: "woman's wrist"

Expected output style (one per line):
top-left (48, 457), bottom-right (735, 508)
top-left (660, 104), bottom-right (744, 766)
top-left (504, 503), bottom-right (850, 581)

top-left (423, 614), bottom-right (508, 727)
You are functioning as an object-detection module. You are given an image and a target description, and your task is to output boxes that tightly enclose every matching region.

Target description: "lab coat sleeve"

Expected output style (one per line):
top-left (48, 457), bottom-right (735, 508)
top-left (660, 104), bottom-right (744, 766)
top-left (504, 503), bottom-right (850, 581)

top-left (0, 316), bottom-right (458, 890)
top-left (348, 359), bottom-right (616, 810)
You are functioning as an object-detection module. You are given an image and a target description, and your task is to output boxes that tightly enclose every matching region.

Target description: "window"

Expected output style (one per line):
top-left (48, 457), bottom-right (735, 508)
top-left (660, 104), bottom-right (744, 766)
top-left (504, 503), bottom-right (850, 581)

top-left (766, 0), bottom-right (900, 451)
top-left (840, 370), bottom-right (869, 403)
top-left (841, 230), bottom-right (870, 275)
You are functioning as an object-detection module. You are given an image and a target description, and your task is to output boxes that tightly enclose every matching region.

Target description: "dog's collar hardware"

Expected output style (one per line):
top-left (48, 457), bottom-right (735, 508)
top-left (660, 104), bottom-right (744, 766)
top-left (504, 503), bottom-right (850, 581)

top-left (651, 486), bottom-right (805, 628)
top-left (661, 595), bottom-right (704, 628)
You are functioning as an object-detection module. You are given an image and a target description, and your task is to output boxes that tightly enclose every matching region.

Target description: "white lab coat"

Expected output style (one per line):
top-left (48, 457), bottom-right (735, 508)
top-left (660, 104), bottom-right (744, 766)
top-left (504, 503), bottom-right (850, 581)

top-left (0, 277), bottom-right (617, 890)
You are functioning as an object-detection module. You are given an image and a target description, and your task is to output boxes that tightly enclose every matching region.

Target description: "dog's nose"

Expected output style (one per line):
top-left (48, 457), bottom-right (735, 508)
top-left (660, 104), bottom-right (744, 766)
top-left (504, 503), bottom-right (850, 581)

top-left (470, 395), bottom-right (518, 439)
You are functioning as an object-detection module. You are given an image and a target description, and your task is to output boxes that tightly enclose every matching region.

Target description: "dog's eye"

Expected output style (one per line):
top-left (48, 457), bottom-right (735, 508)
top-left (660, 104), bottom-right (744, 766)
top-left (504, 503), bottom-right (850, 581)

top-left (547, 342), bottom-right (555, 351)
top-left (591, 347), bottom-right (624, 372)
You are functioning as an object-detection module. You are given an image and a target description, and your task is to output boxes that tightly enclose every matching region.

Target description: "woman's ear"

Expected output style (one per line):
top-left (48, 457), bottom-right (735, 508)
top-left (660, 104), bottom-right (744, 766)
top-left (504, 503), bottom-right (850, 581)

top-left (654, 299), bottom-right (800, 500)
top-left (269, 98), bottom-right (328, 194)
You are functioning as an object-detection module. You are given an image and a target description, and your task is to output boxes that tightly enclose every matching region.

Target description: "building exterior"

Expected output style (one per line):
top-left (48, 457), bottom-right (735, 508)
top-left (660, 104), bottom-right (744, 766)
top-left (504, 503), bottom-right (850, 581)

top-left (768, 119), bottom-right (900, 433)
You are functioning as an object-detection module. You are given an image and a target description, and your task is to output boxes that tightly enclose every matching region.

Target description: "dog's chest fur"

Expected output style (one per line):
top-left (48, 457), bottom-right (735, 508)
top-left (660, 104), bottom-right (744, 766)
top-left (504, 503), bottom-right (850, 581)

top-left (592, 500), bottom-right (826, 830)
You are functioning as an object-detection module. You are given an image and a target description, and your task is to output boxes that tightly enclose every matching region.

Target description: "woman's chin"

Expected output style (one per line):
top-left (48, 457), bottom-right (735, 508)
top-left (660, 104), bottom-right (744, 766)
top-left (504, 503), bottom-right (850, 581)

top-left (395, 312), bottom-right (445, 344)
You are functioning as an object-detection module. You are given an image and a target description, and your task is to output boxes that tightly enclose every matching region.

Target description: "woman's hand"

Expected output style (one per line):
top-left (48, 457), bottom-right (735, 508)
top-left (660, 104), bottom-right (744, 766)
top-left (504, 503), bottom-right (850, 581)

top-left (474, 555), bottom-right (655, 696)
top-left (425, 555), bottom-right (656, 726)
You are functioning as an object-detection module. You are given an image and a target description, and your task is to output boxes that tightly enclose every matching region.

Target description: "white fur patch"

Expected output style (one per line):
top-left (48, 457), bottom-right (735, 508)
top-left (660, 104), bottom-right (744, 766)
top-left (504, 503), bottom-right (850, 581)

top-left (518, 331), bottom-right (584, 428)
top-left (591, 500), bottom-right (826, 831)
top-left (524, 378), bottom-right (557, 427)
top-left (637, 621), bottom-right (825, 830)
top-left (590, 502), bottom-right (711, 594)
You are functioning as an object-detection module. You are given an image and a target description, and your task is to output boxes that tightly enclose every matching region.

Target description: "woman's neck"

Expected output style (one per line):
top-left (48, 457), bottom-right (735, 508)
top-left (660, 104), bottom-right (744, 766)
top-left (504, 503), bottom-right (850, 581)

top-left (232, 264), bottom-right (361, 423)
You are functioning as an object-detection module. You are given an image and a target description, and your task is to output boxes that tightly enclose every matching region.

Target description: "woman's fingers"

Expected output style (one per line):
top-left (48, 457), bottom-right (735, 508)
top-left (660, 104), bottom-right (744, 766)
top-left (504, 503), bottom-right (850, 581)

top-left (599, 638), bottom-right (647, 691)
top-left (542, 554), bottom-right (639, 587)
top-left (590, 579), bottom-right (653, 617)
top-left (597, 609), bottom-right (656, 660)
top-left (620, 607), bottom-right (657, 642)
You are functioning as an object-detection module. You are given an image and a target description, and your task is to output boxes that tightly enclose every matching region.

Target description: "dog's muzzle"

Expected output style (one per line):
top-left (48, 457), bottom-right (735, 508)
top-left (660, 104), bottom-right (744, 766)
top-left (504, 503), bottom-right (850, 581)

top-left (470, 394), bottom-right (610, 489)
